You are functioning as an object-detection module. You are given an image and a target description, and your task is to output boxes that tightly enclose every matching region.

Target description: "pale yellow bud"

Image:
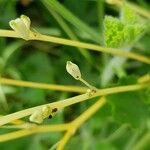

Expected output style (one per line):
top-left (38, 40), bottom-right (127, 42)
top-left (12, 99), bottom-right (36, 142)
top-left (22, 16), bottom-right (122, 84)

top-left (29, 109), bottom-right (43, 124)
top-left (29, 105), bottom-right (53, 124)
top-left (66, 61), bottom-right (81, 80)
top-left (9, 15), bottom-right (31, 40)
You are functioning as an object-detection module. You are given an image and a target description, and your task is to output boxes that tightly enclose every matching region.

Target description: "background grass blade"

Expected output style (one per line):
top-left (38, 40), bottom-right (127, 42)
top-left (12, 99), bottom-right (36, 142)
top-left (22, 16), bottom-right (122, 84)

top-left (42, 0), bottom-right (102, 44)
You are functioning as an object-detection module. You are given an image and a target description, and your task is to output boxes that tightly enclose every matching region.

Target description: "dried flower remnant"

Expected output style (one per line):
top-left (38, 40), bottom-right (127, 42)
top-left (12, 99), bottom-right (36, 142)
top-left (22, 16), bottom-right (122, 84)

top-left (9, 15), bottom-right (31, 40)
top-left (29, 105), bottom-right (58, 124)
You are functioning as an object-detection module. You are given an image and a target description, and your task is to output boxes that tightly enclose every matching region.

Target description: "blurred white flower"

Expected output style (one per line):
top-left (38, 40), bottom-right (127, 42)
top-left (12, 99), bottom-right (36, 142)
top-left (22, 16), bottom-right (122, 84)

top-left (9, 15), bottom-right (31, 40)
top-left (66, 61), bottom-right (81, 80)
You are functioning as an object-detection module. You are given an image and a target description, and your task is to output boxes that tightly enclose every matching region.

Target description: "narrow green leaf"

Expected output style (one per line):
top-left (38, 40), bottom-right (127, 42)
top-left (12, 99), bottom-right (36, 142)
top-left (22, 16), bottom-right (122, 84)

top-left (42, 3), bottom-right (92, 62)
top-left (41, 0), bottom-right (101, 43)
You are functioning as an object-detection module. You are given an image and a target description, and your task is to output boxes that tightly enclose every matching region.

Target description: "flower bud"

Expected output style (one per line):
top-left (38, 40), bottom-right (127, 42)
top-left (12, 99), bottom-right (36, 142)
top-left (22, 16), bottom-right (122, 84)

top-left (29, 105), bottom-right (54, 124)
top-left (29, 110), bottom-right (43, 124)
top-left (9, 15), bottom-right (31, 40)
top-left (66, 61), bottom-right (81, 80)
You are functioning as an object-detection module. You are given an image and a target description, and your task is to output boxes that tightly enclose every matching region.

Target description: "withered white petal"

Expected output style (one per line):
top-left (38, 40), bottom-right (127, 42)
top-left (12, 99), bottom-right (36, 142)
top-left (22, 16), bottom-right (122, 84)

top-left (9, 15), bottom-right (31, 40)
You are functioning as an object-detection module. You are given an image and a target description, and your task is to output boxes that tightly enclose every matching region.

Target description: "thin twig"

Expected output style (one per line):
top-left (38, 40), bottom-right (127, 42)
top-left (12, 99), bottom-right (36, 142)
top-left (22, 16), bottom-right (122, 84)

top-left (0, 30), bottom-right (150, 64)
top-left (0, 78), bottom-right (87, 93)
top-left (0, 82), bottom-right (148, 126)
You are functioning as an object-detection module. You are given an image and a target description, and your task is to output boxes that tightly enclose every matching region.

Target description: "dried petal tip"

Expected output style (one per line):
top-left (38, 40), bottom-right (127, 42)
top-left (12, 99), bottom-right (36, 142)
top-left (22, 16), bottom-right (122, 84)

top-left (9, 15), bottom-right (31, 40)
top-left (66, 61), bottom-right (81, 80)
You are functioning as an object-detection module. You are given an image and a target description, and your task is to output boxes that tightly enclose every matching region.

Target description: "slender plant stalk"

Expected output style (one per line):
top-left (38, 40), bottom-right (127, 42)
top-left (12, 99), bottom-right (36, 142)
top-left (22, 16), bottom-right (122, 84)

top-left (0, 78), bottom-right (87, 93)
top-left (0, 97), bottom-right (106, 143)
top-left (57, 75), bottom-right (150, 150)
top-left (72, 97), bottom-right (106, 128)
top-left (0, 123), bottom-right (35, 129)
top-left (11, 119), bottom-right (25, 125)
top-left (0, 124), bottom-right (69, 142)
top-left (0, 73), bottom-right (148, 127)
top-left (79, 78), bottom-right (94, 89)
top-left (57, 130), bottom-right (73, 150)
top-left (0, 74), bottom-right (149, 127)
top-left (57, 97), bottom-right (106, 150)
top-left (0, 82), bottom-right (148, 126)
top-left (138, 74), bottom-right (150, 83)
top-left (0, 73), bottom-right (149, 95)
top-left (0, 75), bottom-right (149, 143)
top-left (32, 33), bottom-right (150, 64)
top-left (0, 30), bottom-right (150, 64)
top-left (0, 97), bottom-right (105, 143)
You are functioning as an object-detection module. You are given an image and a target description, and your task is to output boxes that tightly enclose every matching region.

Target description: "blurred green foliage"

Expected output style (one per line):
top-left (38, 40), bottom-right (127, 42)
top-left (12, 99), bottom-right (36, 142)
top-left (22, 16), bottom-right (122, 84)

top-left (0, 0), bottom-right (150, 149)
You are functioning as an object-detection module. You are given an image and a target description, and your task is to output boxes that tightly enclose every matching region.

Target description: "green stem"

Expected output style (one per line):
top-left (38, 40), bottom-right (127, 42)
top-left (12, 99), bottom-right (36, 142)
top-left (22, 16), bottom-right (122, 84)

top-left (0, 30), bottom-right (150, 64)
top-left (0, 83), bottom-right (148, 126)
top-left (79, 78), bottom-right (95, 89)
